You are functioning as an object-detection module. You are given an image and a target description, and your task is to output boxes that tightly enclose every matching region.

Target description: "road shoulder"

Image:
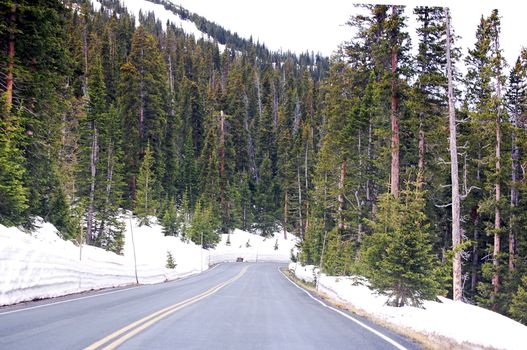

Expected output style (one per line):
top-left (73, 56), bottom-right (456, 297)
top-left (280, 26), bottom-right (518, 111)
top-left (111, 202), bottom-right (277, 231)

top-left (280, 268), bottom-right (486, 350)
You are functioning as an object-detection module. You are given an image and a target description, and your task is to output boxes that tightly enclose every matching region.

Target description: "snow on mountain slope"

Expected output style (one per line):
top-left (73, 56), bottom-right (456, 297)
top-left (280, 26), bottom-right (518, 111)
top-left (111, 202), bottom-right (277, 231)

top-left (0, 215), bottom-right (296, 306)
top-left (88, 0), bottom-right (226, 51)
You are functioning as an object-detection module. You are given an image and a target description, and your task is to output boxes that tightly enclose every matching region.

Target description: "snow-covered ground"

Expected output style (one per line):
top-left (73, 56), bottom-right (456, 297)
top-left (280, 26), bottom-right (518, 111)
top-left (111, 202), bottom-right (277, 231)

top-left (289, 263), bottom-right (527, 350)
top-left (0, 215), bottom-right (296, 306)
top-left (88, 0), bottom-right (226, 52)
top-left (211, 229), bottom-right (295, 264)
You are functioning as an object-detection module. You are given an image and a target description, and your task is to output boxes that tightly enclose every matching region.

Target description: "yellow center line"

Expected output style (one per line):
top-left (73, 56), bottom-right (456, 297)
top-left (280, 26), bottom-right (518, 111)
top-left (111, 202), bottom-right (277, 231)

top-left (83, 266), bottom-right (248, 350)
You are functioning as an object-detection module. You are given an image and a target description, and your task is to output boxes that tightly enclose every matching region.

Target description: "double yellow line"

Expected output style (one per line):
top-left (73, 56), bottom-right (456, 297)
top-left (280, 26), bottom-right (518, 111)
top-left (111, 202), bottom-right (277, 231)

top-left (84, 266), bottom-right (249, 350)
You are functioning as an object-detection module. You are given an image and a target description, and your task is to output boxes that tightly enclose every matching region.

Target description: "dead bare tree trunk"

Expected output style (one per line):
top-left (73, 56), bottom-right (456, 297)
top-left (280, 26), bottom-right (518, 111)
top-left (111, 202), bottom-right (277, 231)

top-left (338, 159), bottom-right (347, 230)
top-left (87, 125), bottom-right (98, 246)
top-left (105, 140), bottom-right (114, 207)
top-left (219, 111), bottom-right (226, 233)
top-left (390, 6), bottom-right (400, 198)
top-left (297, 165), bottom-right (304, 240)
top-left (82, 9), bottom-right (88, 99)
top-left (304, 135), bottom-right (310, 232)
top-left (283, 191), bottom-right (288, 240)
top-left (417, 115), bottom-right (425, 188)
top-left (492, 19), bottom-right (503, 305)
top-left (471, 212), bottom-right (479, 294)
top-left (510, 126), bottom-right (519, 270)
top-left (367, 120), bottom-right (372, 204)
top-left (445, 8), bottom-right (463, 302)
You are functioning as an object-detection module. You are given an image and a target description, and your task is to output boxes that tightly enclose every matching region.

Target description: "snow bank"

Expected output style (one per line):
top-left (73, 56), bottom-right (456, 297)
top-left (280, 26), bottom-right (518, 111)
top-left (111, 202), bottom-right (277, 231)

top-left (210, 229), bottom-right (296, 264)
top-left (0, 216), bottom-right (206, 306)
top-left (0, 216), bottom-right (297, 306)
top-left (289, 263), bottom-right (527, 350)
top-left (288, 262), bottom-right (317, 284)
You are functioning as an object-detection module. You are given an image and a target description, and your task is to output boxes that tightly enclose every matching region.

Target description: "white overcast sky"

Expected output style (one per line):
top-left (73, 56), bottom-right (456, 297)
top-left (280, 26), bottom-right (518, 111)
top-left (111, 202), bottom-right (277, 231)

top-left (172, 0), bottom-right (526, 68)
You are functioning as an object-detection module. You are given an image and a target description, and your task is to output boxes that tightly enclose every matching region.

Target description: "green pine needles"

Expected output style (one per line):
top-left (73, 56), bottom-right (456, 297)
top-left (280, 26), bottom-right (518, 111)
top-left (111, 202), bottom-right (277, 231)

top-left (135, 143), bottom-right (157, 226)
top-left (360, 188), bottom-right (441, 307)
top-left (187, 200), bottom-right (220, 249)
top-left (0, 106), bottom-right (28, 226)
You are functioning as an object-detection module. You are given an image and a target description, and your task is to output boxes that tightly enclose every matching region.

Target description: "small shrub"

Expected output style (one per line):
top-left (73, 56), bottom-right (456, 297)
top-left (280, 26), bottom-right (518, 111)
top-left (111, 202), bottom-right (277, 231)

top-left (166, 251), bottom-right (177, 269)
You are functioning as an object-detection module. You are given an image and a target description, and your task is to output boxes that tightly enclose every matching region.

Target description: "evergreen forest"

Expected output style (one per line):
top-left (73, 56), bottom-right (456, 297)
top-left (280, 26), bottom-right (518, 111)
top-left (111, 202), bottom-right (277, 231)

top-left (1, 0), bottom-right (527, 323)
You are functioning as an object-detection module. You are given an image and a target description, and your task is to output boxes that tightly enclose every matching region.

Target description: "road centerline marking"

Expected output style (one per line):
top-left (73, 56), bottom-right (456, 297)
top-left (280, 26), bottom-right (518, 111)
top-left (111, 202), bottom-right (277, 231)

top-left (84, 265), bottom-right (248, 350)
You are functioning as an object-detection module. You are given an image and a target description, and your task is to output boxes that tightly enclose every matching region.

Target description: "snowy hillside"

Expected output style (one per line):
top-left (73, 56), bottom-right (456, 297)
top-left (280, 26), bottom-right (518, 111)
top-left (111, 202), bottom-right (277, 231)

top-left (89, 0), bottom-right (226, 51)
top-left (0, 216), bottom-right (297, 306)
top-left (289, 263), bottom-right (527, 350)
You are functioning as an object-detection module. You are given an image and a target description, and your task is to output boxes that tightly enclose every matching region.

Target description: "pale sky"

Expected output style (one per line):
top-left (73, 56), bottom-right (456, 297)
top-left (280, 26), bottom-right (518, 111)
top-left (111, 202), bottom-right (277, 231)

top-left (172, 0), bottom-right (526, 68)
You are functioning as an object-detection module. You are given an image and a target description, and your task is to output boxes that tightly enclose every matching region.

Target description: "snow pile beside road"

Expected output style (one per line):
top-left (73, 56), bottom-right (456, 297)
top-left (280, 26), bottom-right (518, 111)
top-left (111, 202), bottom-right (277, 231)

top-left (288, 262), bottom-right (317, 284)
top-left (0, 216), bottom-right (206, 306)
top-left (289, 263), bottom-right (527, 350)
top-left (210, 229), bottom-right (296, 264)
top-left (0, 216), bottom-right (297, 306)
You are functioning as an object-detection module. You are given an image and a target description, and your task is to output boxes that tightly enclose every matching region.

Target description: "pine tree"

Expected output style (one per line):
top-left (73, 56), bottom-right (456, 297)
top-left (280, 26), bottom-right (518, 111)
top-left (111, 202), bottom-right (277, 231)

top-left (254, 153), bottom-right (277, 236)
top-left (509, 276), bottom-right (527, 324)
top-left (465, 11), bottom-right (508, 310)
top-left (445, 6), bottom-right (463, 302)
top-left (118, 26), bottom-right (169, 203)
top-left (135, 142), bottom-right (157, 225)
top-left (361, 187), bottom-right (440, 307)
top-left (0, 0), bottom-right (72, 231)
top-left (166, 251), bottom-right (177, 269)
top-left (0, 102), bottom-right (28, 225)
top-left (161, 197), bottom-right (181, 236)
top-left (187, 200), bottom-right (220, 248)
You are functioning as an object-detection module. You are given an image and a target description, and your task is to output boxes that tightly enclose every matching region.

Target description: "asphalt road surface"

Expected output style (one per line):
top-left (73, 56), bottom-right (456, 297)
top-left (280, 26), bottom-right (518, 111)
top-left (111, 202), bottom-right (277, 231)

top-left (0, 263), bottom-right (420, 350)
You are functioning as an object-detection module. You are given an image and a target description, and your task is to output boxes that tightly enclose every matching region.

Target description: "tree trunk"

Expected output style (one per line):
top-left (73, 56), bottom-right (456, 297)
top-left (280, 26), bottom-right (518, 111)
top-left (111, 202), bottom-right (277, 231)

top-left (139, 47), bottom-right (145, 140)
top-left (244, 94), bottom-right (258, 182)
top-left (87, 125), bottom-right (98, 246)
top-left (5, 5), bottom-right (16, 112)
top-left (390, 6), bottom-right (400, 198)
top-left (366, 119), bottom-right (372, 204)
top-left (446, 8), bottom-right (463, 302)
top-left (471, 212), bottom-right (479, 294)
top-left (417, 115), bottom-right (425, 188)
top-left (144, 162), bottom-right (149, 214)
top-left (219, 111), bottom-right (227, 233)
top-left (82, 15), bottom-right (89, 98)
top-left (168, 54), bottom-right (174, 93)
top-left (297, 165), bottom-right (304, 239)
top-left (304, 135), bottom-right (310, 232)
top-left (168, 53), bottom-right (176, 119)
top-left (338, 159), bottom-right (347, 230)
top-left (510, 129), bottom-right (519, 270)
top-left (283, 191), bottom-right (288, 240)
top-left (492, 21), bottom-right (503, 305)
top-left (255, 70), bottom-right (263, 120)
top-left (272, 82), bottom-right (278, 131)
top-left (105, 140), bottom-right (114, 207)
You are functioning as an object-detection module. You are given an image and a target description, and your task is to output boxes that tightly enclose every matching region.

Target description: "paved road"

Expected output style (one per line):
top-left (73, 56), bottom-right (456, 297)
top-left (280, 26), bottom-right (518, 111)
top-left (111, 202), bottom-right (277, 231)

top-left (0, 263), bottom-right (420, 350)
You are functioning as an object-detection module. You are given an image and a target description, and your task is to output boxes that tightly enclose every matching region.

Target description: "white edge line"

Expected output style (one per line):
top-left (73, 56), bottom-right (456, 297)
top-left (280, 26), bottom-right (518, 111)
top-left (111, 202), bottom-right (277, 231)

top-left (279, 267), bottom-right (409, 350)
top-left (0, 264), bottom-right (223, 316)
top-left (0, 286), bottom-right (142, 316)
